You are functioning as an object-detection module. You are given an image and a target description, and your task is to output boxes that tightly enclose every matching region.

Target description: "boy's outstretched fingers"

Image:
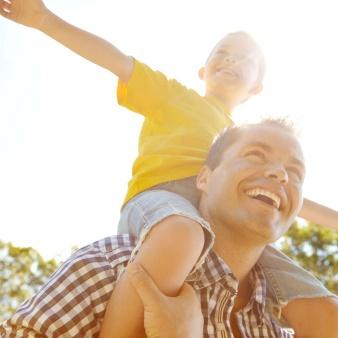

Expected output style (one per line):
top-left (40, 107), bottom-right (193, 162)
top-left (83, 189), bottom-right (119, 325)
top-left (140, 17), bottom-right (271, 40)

top-left (0, 0), bottom-right (48, 29)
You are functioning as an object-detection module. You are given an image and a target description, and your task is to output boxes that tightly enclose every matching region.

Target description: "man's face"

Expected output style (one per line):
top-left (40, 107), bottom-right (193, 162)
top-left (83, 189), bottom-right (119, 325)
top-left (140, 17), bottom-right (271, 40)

top-left (199, 34), bottom-right (263, 104)
top-left (198, 124), bottom-right (305, 244)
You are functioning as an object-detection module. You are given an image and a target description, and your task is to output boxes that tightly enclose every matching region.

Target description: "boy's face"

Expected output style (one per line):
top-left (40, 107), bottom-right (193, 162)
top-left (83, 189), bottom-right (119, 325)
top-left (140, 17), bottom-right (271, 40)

top-left (199, 34), bottom-right (264, 106)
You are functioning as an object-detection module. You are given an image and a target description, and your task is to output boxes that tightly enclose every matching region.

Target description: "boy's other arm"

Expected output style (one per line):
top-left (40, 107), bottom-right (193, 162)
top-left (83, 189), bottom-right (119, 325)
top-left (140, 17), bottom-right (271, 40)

top-left (300, 197), bottom-right (338, 231)
top-left (0, 0), bottom-right (133, 82)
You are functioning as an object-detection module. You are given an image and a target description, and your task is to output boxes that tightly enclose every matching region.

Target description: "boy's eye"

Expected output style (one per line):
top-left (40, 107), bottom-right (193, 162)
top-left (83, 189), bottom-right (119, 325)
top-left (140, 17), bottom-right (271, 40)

top-left (216, 49), bottom-right (228, 56)
top-left (245, 150), bottom-right (266, 161)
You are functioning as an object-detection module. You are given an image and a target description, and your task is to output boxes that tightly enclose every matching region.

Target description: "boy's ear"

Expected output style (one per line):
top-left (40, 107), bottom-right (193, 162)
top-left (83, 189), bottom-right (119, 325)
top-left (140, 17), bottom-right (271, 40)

top-left (249, 83), bottom-right (263, 96)
top-left (196, 165), bottom-right (211, 193)
top-left (198, 67), bottom-right (205, 80)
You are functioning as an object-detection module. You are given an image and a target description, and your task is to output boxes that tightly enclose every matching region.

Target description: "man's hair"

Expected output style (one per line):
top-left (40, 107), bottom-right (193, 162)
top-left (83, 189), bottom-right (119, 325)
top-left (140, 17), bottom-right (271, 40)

top-left (205, 118), bottom-right (297, 170)
top-left (206, 31), bottom-right (266, 85)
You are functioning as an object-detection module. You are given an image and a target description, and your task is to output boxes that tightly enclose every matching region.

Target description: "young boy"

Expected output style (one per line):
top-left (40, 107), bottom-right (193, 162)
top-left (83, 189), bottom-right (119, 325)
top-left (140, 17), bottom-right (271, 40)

top-left (1, 1), bottom-right (336, 337)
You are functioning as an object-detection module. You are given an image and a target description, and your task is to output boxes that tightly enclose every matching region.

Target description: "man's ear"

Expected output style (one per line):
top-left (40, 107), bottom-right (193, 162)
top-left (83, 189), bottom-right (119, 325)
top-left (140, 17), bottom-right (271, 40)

top-left (196, 165), bottom-right (211, 193)
top-left (198, 67), bottom-right (205, 80)
top-left (249, 83), bottom-right (263, 96)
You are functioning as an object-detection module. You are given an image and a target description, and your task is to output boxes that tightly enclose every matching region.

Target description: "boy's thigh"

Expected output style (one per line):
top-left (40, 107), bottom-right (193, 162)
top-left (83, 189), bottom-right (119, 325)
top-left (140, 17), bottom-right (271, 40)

top-left (260, 245), bottom-right (334, 303)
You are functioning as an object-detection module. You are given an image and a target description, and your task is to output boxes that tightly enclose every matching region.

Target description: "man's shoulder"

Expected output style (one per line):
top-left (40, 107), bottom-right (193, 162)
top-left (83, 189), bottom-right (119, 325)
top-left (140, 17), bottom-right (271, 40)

top-left (0, 235), bottom-right (137, 338)
top-left (57, 234), bottom-right (137, 278)
top-left (91, 234), bottom-right (137, 252)
top-left (79, 234), bottom-right (137, 263)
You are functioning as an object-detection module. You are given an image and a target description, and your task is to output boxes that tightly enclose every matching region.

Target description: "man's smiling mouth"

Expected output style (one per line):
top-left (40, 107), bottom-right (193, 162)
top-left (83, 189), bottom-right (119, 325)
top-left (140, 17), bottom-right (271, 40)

top-left (246, 188), bottom-right (281, 209)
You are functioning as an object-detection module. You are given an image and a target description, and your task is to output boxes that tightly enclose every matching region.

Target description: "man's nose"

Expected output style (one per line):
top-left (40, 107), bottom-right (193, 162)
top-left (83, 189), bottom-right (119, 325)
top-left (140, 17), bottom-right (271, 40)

top-left (264, 165), bottom-right (288, 184)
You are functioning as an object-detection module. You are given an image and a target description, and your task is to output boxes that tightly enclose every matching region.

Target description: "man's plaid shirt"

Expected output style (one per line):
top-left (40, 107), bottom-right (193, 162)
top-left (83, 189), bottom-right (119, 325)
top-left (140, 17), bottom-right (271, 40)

top-left (0, 235), bottom-right (295, 337)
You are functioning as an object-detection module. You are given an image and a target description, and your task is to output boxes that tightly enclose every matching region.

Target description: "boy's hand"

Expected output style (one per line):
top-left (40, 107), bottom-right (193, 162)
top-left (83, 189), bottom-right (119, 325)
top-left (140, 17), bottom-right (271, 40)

top-left (0, 0), bottom-right (49, 29)
top-left (128, 262), bottom-right (204, 338)
top-left (0, 0), bottom-right (133, 79)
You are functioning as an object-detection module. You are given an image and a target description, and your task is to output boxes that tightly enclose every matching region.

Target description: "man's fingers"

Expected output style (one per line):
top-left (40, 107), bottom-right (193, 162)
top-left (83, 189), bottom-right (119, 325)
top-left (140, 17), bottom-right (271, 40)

top-left (179, 282), bottom-right (196, 298)
top-left (179, 283), bottom-right (202, 307)
top-left (127, 262), bottom-right (164, 307)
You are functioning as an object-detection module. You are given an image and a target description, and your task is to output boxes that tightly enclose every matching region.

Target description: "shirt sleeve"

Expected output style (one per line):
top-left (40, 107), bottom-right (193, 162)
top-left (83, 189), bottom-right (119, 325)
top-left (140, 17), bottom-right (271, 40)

top-left (117, 59), bottom-right (183, 120)
top-left (0, 244), bottom-right (117, 338)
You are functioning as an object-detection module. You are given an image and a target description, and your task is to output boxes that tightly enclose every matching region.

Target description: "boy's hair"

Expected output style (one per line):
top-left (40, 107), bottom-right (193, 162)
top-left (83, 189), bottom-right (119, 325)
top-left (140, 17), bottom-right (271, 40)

top-left (207, 31), bottom-right (266, 85)
top-left (205, 118), bottom-right (297, 170)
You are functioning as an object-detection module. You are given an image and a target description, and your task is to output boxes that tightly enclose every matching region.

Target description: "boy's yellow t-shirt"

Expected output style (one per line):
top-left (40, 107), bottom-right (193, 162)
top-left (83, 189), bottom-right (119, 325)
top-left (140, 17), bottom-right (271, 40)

top-left (117, 60), bottom-right (233, 206)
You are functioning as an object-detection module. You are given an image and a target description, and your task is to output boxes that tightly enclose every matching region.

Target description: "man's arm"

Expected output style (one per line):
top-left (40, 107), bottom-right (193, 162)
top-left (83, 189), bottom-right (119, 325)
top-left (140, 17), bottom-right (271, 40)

top-left (0, 0), bottom-right (133, 82)
top-left (300, 197), bottom-right (338, 231)
top-left (282, 297), bottom-right (338, 338)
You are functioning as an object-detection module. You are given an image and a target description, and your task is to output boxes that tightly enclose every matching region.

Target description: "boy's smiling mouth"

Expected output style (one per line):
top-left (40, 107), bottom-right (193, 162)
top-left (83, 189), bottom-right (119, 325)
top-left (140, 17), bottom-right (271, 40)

top-left (216, 67), bottom-right (238, 78)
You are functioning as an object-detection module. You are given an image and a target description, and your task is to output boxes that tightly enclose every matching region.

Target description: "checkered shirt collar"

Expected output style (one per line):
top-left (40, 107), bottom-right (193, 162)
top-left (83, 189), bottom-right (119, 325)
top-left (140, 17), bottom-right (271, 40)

top-left (189, 248), bottom-right (267, 321)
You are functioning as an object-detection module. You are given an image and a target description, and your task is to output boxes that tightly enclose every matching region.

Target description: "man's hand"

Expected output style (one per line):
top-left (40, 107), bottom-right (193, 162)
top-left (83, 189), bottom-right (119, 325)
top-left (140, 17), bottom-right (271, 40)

top-left (0, 0), bottom-right (49, 29)
top-left (127, 262), bottom-right (204, 338)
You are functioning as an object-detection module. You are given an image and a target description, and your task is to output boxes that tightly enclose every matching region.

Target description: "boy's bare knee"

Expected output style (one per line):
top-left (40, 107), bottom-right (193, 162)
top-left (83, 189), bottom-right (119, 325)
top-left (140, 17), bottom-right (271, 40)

top-left (149, 215), bottom-right (205, 244)
top-left (134, 216), bottom-right (206, 295)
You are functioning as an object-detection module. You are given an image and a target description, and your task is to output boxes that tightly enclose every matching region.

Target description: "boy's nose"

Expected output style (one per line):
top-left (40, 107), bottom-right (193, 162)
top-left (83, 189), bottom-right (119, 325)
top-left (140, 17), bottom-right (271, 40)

top-left (224, 57), bottom-right (236, 64)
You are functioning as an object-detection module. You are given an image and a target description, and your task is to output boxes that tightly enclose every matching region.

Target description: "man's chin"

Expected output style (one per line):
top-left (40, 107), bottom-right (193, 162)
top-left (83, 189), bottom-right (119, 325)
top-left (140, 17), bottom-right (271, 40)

top-left (248, 217), bottom-right (286, 243)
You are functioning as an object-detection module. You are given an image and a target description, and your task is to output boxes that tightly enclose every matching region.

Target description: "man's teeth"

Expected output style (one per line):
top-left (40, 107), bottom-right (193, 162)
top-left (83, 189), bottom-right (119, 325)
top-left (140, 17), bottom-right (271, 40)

top-left (246, 188), bottom-right (281, 209)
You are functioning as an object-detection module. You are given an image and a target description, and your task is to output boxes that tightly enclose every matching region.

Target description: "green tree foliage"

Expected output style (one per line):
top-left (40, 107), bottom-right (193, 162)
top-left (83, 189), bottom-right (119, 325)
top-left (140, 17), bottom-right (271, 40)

top-left (279, 222), bottom-right (338, 294)
top-left (0, 241), bottom-right (59, 322)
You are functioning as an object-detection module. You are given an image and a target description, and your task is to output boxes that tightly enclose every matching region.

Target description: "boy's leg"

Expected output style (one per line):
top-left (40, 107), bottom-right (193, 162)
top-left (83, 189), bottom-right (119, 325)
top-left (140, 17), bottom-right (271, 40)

top-left (259, 245), bottom-right (334, 304)
top-left (259, 246), bottom-right (336, 337)
top-left (281, 297), bottom-right (338, 338)
top-left (100, 189), bottom-right (214, 338)
top-left (262, 246), bottom-right (338, 337)
top-left (100, 216), bottom-right (205, 338)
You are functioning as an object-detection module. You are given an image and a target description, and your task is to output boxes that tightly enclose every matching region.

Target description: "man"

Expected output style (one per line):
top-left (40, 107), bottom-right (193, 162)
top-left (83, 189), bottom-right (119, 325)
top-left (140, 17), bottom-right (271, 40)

top-left (1, 119), bottom-right (337, 337)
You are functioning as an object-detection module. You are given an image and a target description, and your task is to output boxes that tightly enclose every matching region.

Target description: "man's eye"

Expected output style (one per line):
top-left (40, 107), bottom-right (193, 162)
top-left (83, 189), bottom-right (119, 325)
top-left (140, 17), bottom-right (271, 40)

top-left (288, 167), bottom-right (304, 182)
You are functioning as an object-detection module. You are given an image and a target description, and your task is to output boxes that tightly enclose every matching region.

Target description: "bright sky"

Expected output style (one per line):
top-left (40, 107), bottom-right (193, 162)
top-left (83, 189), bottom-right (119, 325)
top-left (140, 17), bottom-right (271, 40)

top-left (0, 0), bottom-right (337, 259)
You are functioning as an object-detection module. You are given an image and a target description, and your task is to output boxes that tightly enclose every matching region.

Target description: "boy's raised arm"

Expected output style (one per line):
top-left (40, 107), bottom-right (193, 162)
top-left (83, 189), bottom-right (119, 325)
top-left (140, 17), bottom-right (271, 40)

top-left (0, 0), bottom-right (133, 82)
top-left (300, 197), bottom-right (338, 231)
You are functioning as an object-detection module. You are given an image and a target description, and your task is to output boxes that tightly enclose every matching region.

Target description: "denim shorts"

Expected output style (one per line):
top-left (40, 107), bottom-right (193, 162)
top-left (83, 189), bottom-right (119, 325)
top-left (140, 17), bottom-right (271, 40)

top-left (117, 177), bottom-right (214, 272)
top-left (259, 245), bottom-right (335, 306)
top-left (118, 177), bottom-right (335, 304)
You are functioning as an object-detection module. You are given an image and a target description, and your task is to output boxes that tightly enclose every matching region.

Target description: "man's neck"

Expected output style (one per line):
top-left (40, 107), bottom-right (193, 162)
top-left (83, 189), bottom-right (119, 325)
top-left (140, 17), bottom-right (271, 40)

top-left (212, 225), bottom-right (265, 283)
